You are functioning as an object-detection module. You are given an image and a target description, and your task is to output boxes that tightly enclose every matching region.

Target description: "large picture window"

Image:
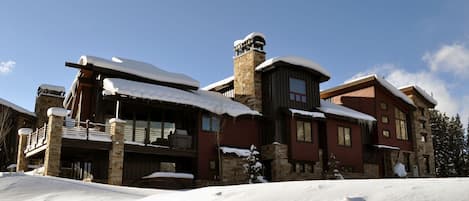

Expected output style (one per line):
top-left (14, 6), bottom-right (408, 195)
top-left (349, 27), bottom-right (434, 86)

top-left (395, 108), bottom-right (408, 140)
top-left (338, 126), bottom-right (351, 146)
top-left (202, 114), bottom-right (220, 132)
top-left (296, 120), bottom-right (312, 142)
top-left (289, 78), bottom-right (307, 103)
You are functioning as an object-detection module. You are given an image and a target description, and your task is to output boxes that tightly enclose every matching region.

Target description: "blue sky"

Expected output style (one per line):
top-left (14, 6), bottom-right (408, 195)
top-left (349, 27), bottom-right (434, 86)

top-left (1, 1), bottom-right (468, 122)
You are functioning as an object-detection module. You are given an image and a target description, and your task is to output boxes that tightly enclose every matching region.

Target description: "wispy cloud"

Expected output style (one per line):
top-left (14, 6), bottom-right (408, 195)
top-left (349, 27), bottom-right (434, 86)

top-left (0, 60), bottom-right (16, 75)
top-left (423, 43), bottom-right (469, 78)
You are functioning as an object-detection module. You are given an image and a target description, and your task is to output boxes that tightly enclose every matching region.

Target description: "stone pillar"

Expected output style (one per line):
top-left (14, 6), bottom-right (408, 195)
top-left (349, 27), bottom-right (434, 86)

top-left (108, 118), bottom-right (126, 185)
top-left (43, 107), bottom-right (67, 176)
top-left (17, 128), bottom-right (33, 172)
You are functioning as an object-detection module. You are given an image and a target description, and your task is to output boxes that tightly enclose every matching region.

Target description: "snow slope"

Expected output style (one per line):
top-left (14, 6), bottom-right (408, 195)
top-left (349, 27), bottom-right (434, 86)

top-left (0, 173), bottom-right (170, 201)
top-left (2, 173), bottom-right (469, 201)
top-left (140, 178), bottom-right (469, 201)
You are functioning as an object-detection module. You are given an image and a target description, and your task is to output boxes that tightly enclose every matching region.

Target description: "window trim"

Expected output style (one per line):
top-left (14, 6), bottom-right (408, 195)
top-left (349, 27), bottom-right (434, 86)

top-left (381, 115), bottom-right (389, 124)
top-left (296, 119), bottom-right (313, 143)
top-left (382, 129), bottom-right (390, 138)
top-left (202, 114), bottom-right (221, 133)
top-left (395, 108), bottom-right (409, 140)
top-left (337, 126), bottom-right (352, 147)
top-left (289, 77), bottom-right (307, 103)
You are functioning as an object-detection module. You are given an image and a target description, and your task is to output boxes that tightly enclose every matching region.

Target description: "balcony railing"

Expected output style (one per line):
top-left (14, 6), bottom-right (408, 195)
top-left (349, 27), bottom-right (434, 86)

top-left (25, 124), bottom-right (48, 154)
top-left (62, 120), bottom-right (111, 142)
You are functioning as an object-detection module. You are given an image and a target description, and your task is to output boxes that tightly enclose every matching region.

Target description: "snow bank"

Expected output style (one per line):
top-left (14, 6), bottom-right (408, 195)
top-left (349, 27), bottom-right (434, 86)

top-left (39, 84), bottom-right (65, 92)
top-left (0, 97), bottom-right (36, 117)
top-left (318, 100), bottom-right (376, 122)
top-left (220, 146), bottom-right (258, 157)
top-left (139, 178), bottom-right (469, 201)
top-left (0, 173), bottom-right (170, 201)
top-left (345, 74), bottom-right (414, 106)
top-left (142, 172), bottom-right (194, 179)
top-left (103, 78), bottom-right (260, 117)
top-left (79, 55), bottom-right (199, 88)
top-left (399, 85), bottom-right (438, 105)
top-left (233, 32), bottom-right (266, 46)
top-left (289, 108), bottom-right (325, 118)
top-left (202, 76), bottom-right (234, 91)
top-left (255, 56), bottom-right (331, 80)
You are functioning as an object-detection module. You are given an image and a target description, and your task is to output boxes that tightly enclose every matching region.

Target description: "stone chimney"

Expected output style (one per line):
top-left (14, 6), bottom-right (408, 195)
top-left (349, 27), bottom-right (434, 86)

top-left (233, 32), bottom-right (266, 112)
top-left (34, 84), bottom-right (66, 128)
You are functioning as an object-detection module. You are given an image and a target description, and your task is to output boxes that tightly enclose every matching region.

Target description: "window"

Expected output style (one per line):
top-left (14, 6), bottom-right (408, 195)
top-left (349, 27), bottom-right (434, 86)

top-left (289, 78), bottom-right (307, 103)
top-left (380, 102), bottom-right (387, 110)
top-left (209, 160), bottom-right (217, 170)
top-left (423, 155), bottom-right (430, 174)
top-left (419, 107), bottom-right (425, 116)
top-left (202, 115), bottom-right (220, 132)
top-left (296, 120), bottom-right (312, 142)
top-left (338, 126), bottom-right (351, 146)
top-left (382, 116), bottom-right (389, 124)
top-left (383, 130), bottom-right (390, 138)
top-left (420, 120), bottom-right (426, 129)
top-left (395, 108), bottom-right (408, 140)
top-left (160, 162), bottom-right (176, 172)
top-left (421, 133), bottom-right (427, 142)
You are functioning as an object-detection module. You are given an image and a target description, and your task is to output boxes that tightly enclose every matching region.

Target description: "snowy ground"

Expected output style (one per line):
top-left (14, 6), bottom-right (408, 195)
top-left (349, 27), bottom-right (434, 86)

top-left (0, 172), bottom-right (170, 201)
top-left (1, 172), bottom-right (469, 201)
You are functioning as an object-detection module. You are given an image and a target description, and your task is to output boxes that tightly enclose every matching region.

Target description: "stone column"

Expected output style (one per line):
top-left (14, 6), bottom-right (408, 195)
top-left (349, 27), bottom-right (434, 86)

top-left (44, 107), bottom-right (66, 176)
top-left (108, 118), bottom-right (126, 185)
top-left (17, 128), bottom-right (33, 172)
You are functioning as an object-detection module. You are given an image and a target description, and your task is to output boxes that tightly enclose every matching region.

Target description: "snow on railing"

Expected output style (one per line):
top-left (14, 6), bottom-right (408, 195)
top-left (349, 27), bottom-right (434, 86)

top-left (62, 119), bottom-right (111, 142)
top-left (25, 124), bottom-right (47, 153)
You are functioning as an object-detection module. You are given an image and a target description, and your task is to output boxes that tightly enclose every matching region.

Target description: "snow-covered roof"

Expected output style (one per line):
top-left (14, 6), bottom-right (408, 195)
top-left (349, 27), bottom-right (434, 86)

top-left (142, 172), bottom-right (194, 179)
top-left (202, 76), bottom-right (234, 91)
top-left (220, 146), bottom-right (258, 157)
top-left (0, 97), bottom-right (36, 117)
top-left (102, 78), bottom-right (260, 117)
top-left (344, 74), bottom-right (414, 106)
top-left (289, 108), bottom-right (325, 118)
top-left (255, 56), bottom-right (331, 81)
top-left (233, 32), bottom-right (266, 47)
top-left (373, 144), bottom-right (400, 150)
top-left (39, 84), bottom-right (65, 92)
top-left (79, 55), bottom-right (200, 88)
top-left (318, 100), bottom-right (376, 122)
top-left (399, 85), bottom-right (437, 106)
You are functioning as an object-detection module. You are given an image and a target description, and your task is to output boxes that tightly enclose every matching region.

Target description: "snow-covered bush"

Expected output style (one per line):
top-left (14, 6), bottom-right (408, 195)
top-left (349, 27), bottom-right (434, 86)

top-left (243, 145), bottom-right (264, 183)
top-left (393, 162), bottom-right (407, 177)
top-left (327, 153), bottom-right (344, 179)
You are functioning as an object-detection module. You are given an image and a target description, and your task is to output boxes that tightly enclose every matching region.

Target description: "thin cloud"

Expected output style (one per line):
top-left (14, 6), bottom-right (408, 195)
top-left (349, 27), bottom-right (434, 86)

top-left (423, 43), bottom-right (469, 78)
top-left (0, 60), bottom-right (16, 75)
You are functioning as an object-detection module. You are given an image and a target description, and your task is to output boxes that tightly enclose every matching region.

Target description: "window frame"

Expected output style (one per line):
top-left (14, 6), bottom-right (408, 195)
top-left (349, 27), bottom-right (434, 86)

top-left (296, 119), bottom-right (312, 143)
top-left (337, 126), bottom-right (352, 147)
top-left (289, 77), bottom-right (307, 103)
top-left (395, 108), bottom-right (409, 140)
top-left (202, 114), bottom-right (221, 133)
top-left (381, 115), bottom-right (389, 124)
top-left (383, 129), bottom-right (390, 138)
top-left (380, 102), bottom-right (388, 110)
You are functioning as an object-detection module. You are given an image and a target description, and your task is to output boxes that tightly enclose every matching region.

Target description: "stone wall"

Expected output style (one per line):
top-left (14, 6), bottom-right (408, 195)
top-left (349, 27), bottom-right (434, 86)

top-left (34, 94), bottom-right (64, 128)
top-left (261, 143), bottom-right (322, 181)
top-left (233, 50), bottom-right (265, 112)
top-left (220, 155), bottom-right (249, 185)
top-left (409, 94), bottom-right (436, 177)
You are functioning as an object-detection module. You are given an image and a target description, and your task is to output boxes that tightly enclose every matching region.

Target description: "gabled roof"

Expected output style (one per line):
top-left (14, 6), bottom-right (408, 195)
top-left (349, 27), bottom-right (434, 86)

top-left (255, 56), bottom-right (331, 82)
top-left (399, 85), bottom-right (437, 107)
top-left (103, 78), bottom-right (260, 117)
top-left (78, 55), bottom-right (200, 88)
top-left (0, 97), bottom-right (36, 117)
top-left (321, 74), bottom-right (415, 107)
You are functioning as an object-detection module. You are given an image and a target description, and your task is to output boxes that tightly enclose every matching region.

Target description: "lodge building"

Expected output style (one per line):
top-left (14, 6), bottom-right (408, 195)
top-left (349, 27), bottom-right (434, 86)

top-left (13, 32), bottom-right (437, 188)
